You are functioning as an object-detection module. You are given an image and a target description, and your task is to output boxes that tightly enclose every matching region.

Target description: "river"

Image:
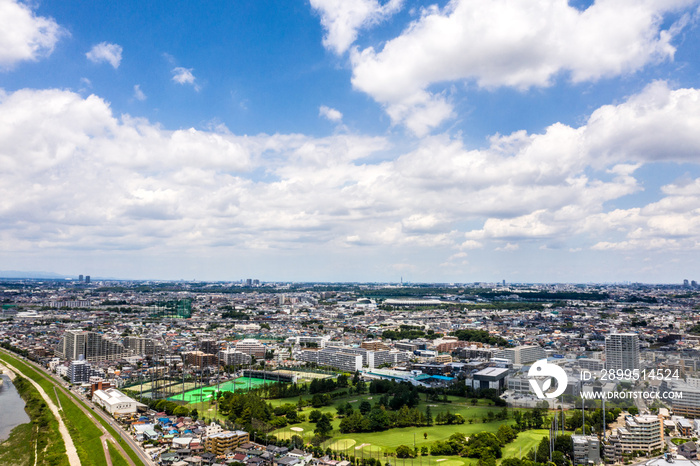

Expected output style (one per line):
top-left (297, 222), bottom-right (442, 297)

top-left (0, 374), bottom-right (31, 442)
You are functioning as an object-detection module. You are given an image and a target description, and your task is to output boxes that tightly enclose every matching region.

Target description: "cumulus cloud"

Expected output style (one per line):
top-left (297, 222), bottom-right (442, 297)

top-left (86, 42), bottom-right (123, 68)
top-left (350, 0), bottom-right (697, 134)
top-left (2, 83), bottom-right (700, 261)
top-left (0, 0), bottom-right (65, 69)
top-left (310, 0), bottom-right (404, 54)
top-left (172, 67), bottom-right (200, 90)
top-left (319, 105), bottom-right (343, 122)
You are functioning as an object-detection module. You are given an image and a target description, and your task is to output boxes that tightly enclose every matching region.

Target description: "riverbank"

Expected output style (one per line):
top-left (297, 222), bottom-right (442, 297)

top-left (0, 370), bottom-right (68, 465)
top-left (0, 372), bottom-right (30, 442)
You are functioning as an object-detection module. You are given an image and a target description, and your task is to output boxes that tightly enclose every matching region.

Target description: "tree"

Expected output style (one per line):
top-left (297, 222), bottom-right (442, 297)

top-left (497, 425), bottom-right (517, 445)
top-left (552, 451), bottom-right (570, 466)
top-left (360, 400), bottom-right (372, 415)
top-left (309, 410), bottom-right (323, 423)
top-left (173, 405), bottom-right (190, 417)
top-left (396, 445), bottom-right (414, 458)
top-left (367, 407), bottom-right (389, 431)
top-left (553, 434), bottom-right (572, 457)
top-left (315, 414), bottom-right (333, 437)
top-left (536, 437), bottom-right (550, 462)
top-left (477, 456), bottom-right (497, 466)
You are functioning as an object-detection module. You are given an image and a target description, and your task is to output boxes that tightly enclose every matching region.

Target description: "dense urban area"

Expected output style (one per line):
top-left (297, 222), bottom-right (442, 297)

top-left (1, 278), bottom-right (700, 466)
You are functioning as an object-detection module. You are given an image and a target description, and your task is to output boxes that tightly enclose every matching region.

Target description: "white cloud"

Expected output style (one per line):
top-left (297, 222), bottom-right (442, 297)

top-left (0, 0), bottom-right (65, 69)
top-left (172, 67), bottom-right (200, 90)
top-left (350, 0), bottom-right (697, 134)
top-left (86, 42), bottom-right (123, 68)
top-left (584, 81), bottom-right (700, 165)
top-left (2, 83), bottom-right (700, 261)
top-left (310, 0), bottom-right (404, 54)
top-left (133, 84), bottom-right (146, 101)
top-left (319, 105), bottom-right (343, 122)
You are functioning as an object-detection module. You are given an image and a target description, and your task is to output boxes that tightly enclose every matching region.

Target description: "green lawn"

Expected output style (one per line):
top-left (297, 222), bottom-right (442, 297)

top-left (183, 381), bottom-right (548, 462)
top-left (108, 440), bottom-right (131, 466)
top-left (267, 391), bottom-right (516, 456)
top-left (501, 429), bottom-right (550, 462)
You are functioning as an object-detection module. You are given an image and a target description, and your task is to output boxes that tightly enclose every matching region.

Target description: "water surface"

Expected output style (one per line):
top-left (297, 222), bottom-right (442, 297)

top-left (0, 374), bottom-right (31, 442)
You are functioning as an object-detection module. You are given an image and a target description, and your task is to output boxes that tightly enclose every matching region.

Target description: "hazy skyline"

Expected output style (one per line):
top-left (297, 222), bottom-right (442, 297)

top-left (2, 0), bottom-right (700, 283)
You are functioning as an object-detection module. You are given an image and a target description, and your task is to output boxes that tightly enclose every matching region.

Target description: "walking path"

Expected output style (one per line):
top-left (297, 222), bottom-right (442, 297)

top-left (59, 388), bottom-right (135, 466)
top-left (0, 361), bottom-right (81, 466)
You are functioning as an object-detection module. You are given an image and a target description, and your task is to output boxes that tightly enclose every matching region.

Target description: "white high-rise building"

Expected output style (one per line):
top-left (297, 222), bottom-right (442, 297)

top-left (494, 345), bottom-right (546, 365)
top-left (605, 333), bottom-right (640, 371)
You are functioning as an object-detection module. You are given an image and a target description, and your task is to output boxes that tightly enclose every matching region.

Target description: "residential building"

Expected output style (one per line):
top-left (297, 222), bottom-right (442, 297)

top-left (606, 414), bottom-right (664, 456)
top-left (299, 347), bottom-right (362, 372)
top-left (67, 357), bottom-right (101, 384)
top-left (572, 435), bottom-right (601, 465)
top-left (205, 430), bottom-right (250, 455)
top-left (219, 348), bottom-right (252, 366)
top-left (663, 380), bottom-right (700, 419)
top-left (57, 330), bottom-right (125, 362)
top-left (494, 345), bottom-right (546, 365)
top-left (123, 336), bottom-right (157, 356)
top-left (235, 339), bottom-right (266, 358)
top-left (185, 351), bottom-right (218, 367)
top-left (605, 333), bottom-right (640, 372)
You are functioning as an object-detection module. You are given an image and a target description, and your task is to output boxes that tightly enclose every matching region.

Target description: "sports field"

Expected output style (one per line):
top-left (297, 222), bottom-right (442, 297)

top-left (168, 376), bottom-right (278, 403)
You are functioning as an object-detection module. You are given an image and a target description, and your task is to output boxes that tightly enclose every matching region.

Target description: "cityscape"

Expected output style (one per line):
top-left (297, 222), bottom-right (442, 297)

top-left (1, 278), bottom-right (700, 466)
top-left (3, 0), bottom-right (700, 465)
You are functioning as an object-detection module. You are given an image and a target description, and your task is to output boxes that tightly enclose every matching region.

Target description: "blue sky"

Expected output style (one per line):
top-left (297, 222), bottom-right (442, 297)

top-left (2, 0), bottom-right (700, 283)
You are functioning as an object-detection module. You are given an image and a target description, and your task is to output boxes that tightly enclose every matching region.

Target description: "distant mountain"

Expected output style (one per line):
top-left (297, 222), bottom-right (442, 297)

top-left (0, 270), bottom-right (72, 279)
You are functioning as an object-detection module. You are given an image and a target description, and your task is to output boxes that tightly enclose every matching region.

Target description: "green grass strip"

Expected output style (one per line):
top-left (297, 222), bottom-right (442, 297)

top-left (0, 373), bottom-right (69, 466)
top-left (0, 352), bottom-right (142, 465)
top-left (108, 440), bottom-right (131, 466)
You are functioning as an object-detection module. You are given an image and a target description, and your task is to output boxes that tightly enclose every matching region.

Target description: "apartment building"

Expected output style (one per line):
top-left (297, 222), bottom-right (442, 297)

top-left (299, 347), bottom-right (363, 372)
top-left (663, 379), bottom-right (700, 419)
top-left (605, 333), bottom-right (640, 372)
top-left (205, 430), bottom-right (250, 455)
top-left (605, 414), bottom-right (664, 459)
top-left (218, 348), bottom-right (252, 366)
top-left (572, 435), bottom-right (600, 465)
top-left (494, 345), bottom-right (546, 365)
top-left (235, 339), bottom-right (266, 358)
top-left (123, 336), bottom-right (157, 356)
top-left (57, 330), bottom-right (125, 362)
top-left (360, 340), bottom-right (390, 351)
top-left (185, 350), bottom-right (218, 367)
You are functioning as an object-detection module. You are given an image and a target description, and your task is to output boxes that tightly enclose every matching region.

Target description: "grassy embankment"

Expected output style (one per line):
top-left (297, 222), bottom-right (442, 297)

top-left (0, 374), bottom-right (68, 466)
top-left (0, 352), bottom-right (139, 465)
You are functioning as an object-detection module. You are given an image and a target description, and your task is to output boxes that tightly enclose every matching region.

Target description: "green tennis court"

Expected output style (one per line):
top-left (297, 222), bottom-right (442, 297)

top-left (168, 377), bottom-right (279, 404)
